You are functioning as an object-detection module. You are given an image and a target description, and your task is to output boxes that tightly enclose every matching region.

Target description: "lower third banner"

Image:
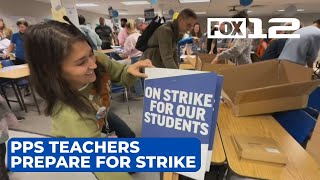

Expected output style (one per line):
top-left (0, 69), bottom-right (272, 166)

top-left (7, 138), bottom-right (200, 172)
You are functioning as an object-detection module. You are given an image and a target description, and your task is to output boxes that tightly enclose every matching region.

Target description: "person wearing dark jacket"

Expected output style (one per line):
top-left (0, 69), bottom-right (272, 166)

top-left (140, 8), bottom-right (197, 69)
top-left (262, 39), bottom-right (287, 60)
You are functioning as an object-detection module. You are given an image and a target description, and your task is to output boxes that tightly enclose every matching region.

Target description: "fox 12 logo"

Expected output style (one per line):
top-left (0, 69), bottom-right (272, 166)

top-left (207, 18), bottom-right (301, 39)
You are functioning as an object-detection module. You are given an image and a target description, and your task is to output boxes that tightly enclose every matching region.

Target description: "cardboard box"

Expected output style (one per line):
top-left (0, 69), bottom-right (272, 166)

top-left (306, 115), bottom-right (320, 165)
top-left (220, 60), bottom-right (320, 116)
top-left (234, 135), bottom-right (288, 165)
top-left (186, 54), bottom-right (235, 73)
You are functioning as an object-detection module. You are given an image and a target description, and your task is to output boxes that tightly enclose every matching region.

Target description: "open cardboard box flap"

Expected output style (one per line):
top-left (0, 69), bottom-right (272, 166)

top-left (186, 54), bottom-right (235, 72)
top-left (235, 80), bottom-right (320, 104)
top-left (218, 59), bottom-right (320, 116)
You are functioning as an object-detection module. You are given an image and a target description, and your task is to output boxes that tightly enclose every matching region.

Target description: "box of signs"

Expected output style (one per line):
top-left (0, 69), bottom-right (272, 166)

top-left (187, 54), bottom-right (235, 73)
top-left (142, 68), bottom-right (223, 180)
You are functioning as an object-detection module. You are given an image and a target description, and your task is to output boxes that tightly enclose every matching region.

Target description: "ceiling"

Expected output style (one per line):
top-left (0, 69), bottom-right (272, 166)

top-left (35, 0), bottom-right (320, 17)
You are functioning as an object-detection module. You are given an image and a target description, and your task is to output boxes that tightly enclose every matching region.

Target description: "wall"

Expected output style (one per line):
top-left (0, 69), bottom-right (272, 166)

top-left (0, 0), bottom-right (106, 32)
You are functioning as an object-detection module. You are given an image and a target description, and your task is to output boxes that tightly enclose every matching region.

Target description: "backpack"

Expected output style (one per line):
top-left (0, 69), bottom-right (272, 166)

top-left (83, 30), bottom-right (98, 50)
top-left (135, 16), bottom-right (166, 52)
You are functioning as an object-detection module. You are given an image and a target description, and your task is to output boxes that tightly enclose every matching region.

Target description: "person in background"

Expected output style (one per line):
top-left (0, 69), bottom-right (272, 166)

top-left (0, 19), bottom-right (12, 40)
top-left (0, 95), bottom-right (19, 180)
top-left (134, 18), bottom-right (148, 33)
top-left (118, 18), bottom-right (129, 47)
top-left (211, 10), bottom-right (252, 65)
top-left (278, 19), bottom-right (320, 68)
top-left (216, 22), bottom-right (231, 53)
top-left (256, 30), bottom-right (273, 59)
top-left (140, 8), bottom-right (197, 69)
top-left (112, 25), bottom-right (119, 46)
top-left (262, 22), bottom-right (298, 60)
top-left (2, 18), bottom-right (28, 65)
top-left (199, 27), bottom-right (208, 53)
top-left (120, 18), bottom-right (128, 30)
top-left (24, 20), bottom-right (153, 180)
top-left (207, 26), bottom-right (217, 54)
top-left (123, 20), bottom-right (144, 100)
top-left (123, 20), bottom-right (143, 61)
top-left (0, 19), bottom-right (12, 56)
top-left (95, 17), bottom-right (113, 50)
top-left (190, 22), bottom-right (202, 53)
top-left (78, 15), bottom-right (102, 50)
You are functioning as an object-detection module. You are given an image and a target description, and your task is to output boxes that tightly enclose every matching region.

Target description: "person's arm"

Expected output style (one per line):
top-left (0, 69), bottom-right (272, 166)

top-left (3, 43), bottom-right (14, 59)
top-left (306, 46), bottom-right (319, 68)
top-left (209, 40), bottom-right (216, 54)
top-left (158, 28), bottom-right (179, 69)
top-left (123, 37), bottom-right (134, 58)
top-left (3, 34), bottom-right (16, 58)
top-left (212, 38), bottom-right (251, 63)
top-left (52, 104), bottom-right (132, 180)
top-left (52, 104), bottom-right (101, 138)
top-left (95, 51), bottom-right (136, 87)
top-left (95, 32), bottom-right (102, 47)
top-left (89, 29), bottom-right (102, 48)
top-left (118, 30), bottom-right (126, 47)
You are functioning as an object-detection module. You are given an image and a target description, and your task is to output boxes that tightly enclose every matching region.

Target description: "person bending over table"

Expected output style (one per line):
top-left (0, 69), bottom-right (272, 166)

top-left (24, 20), bottom-right (153, 180)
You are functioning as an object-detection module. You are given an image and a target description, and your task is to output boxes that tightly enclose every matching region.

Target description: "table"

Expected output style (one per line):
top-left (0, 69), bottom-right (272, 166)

top-left (218, 102), bottom-right (320, 180)
top-left (211, 129), bottom-right (226, 164)
top-left (0, 64), bottom-right (37, 114)
top-left (163, 128), bottom-right (226, 180)
top-left (0, 64), bottom-right (29, 78)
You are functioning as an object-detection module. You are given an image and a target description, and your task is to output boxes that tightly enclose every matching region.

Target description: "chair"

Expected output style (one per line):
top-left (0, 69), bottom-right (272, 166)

top-left (0, 59), bottom-right (40, 114)
top-left (273, 110), bottom-right (317, 148)
top-left (0, 59), bottom-right (23, 110)
top-left (308, 87), bottom-right (320, 112)
top-left (111, 83), bottom-right (130, 114)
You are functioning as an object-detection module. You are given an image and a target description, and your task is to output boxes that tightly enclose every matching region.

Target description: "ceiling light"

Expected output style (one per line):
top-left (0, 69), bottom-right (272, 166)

top-left (119, 12), bottom-right (129, 15)
top-left (297, 9), bottom-right (304, 12)
top-left (121, 1), bottom-right (150, 5)
top-left (247, 10), bottom-right (252, 13)
top-left (196, 12), bottom-right (207, 14)
top-left (179, 0), bottom-right (210, 3)
top-left (76, 3), bottom-right (99, 7)
top-left (277, 9), bottom-right (285, 12)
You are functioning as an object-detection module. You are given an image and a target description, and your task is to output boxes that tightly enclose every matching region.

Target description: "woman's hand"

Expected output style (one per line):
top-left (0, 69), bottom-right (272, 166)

top-left (127, 59), bottom-right (153, 78)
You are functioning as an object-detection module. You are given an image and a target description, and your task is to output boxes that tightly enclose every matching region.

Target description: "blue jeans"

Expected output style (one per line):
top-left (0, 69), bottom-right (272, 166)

top-left (102, 111), bottom-right (136, 138)
top-left (131, 56), bottom-right (144, 96)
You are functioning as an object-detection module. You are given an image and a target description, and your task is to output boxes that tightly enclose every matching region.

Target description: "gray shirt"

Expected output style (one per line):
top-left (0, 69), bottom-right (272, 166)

top-left (278, 26), bottom-right (320, 66)
top-left (217, 28), bottom-right (253, 65)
